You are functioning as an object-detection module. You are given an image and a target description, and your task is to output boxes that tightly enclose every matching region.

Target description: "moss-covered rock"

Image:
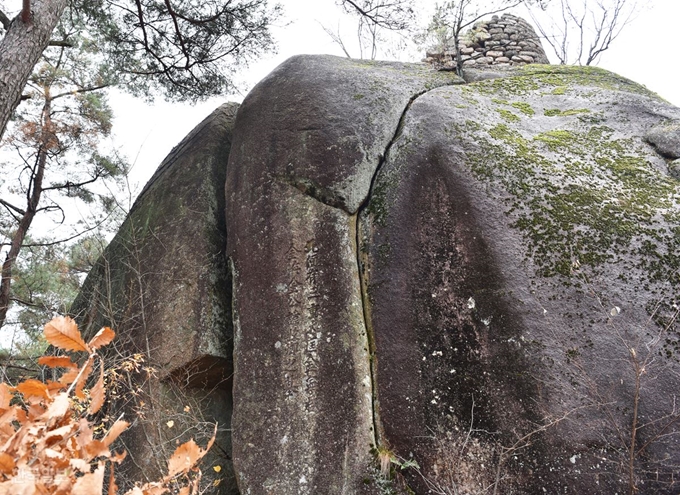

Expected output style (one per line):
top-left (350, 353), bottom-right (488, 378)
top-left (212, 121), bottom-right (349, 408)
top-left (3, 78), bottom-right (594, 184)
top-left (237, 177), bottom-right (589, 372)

top-left (74, 55), bottom-right (680, 495)
top-left (362, 63), bottom-right (680, 494)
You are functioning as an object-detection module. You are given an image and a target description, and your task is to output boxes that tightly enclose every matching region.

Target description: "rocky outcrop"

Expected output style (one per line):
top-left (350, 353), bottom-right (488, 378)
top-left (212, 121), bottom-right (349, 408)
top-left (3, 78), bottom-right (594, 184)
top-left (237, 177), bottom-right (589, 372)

top-left (227, 58), bottom-right (680, 494)
top-left (71, 103), bottom-right (239, 493)
top-left (425, 13), bottom-right (550, 69)
top-left (74, 55), bottom-right (680, 494)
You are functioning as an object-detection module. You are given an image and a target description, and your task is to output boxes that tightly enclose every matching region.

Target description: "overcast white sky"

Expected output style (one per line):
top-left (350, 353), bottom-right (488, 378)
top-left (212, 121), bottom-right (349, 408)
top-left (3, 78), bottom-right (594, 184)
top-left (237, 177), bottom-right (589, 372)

top-left (110, 0), bottom-right (680, 196)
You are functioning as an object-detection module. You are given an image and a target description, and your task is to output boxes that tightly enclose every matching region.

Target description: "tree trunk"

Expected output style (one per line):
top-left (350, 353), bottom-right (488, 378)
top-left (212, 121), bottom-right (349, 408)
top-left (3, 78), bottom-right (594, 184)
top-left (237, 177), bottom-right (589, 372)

top-left (0, 0), bottom-right (68, 139)
top-left (0, 92), bottom-right (51, 330)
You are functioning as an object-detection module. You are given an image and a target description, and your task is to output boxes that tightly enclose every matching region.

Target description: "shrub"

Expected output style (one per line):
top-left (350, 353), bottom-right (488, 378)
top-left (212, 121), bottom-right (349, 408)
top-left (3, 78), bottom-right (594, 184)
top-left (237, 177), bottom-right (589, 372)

top-left (0, 316), bottom-right (213, 494)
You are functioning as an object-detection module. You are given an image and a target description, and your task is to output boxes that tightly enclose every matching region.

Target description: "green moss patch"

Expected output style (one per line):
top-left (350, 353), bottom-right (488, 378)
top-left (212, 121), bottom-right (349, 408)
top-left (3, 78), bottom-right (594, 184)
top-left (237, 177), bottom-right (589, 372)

top-left (468, 64), bottom-right (660, 99)
top-left (497, 109), bottom-right (521, 123)
top-left (458, 117), bottom-right (680, 282)
top-left (544, 108), bottom-right (590, 117)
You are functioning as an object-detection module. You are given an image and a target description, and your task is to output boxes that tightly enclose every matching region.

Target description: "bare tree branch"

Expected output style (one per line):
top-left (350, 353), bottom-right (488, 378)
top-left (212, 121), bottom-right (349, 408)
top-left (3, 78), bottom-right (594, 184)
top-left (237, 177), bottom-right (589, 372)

top-left (21, 0), bottom-right (30, 24)
top-left (528, 0), bottom-right (639, 65)
top-left (0, 9), bottom-right (11, 31)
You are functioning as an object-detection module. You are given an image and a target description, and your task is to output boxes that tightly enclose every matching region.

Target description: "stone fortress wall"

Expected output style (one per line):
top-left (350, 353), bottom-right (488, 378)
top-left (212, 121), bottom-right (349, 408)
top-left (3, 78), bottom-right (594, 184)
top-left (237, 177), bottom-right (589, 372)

top-left (425, 13), bottom-right (550, 69)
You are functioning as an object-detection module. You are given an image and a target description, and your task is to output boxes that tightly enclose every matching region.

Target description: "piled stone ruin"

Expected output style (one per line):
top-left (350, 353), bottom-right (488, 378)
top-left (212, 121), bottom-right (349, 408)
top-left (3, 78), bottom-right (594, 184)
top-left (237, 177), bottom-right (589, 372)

top-left (425, 13), bottom-right (550, 69)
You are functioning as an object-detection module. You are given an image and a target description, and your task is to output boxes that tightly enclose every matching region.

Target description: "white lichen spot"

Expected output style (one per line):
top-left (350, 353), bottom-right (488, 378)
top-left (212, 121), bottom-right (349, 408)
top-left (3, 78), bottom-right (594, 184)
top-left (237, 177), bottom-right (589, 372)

top-left (432, 350), bottom-right (443, 356)
top-left (299, 476), bottom-right (307, 485)
top-left (275, 283), bottom-right (288, 293)
top-left (467, 297), bottom-right (476, 309)
top-left (482, 316), bottom-right (492, 326)
top-left (610, 306), bottom-right (621, 316)
top-left (449, 369), bottom-right (456, 374)
top-left (280, 435), bottom-right (288, 445)
top-left (274, 341), bottom-right (282, 349)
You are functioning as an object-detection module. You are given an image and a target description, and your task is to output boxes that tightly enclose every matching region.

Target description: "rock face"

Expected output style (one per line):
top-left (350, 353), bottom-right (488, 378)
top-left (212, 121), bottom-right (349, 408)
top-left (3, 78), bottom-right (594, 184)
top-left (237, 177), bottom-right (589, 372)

top-left (227, 58), bottom-right (680, 494)
top-left (225, 56), bottom-right (465, 494)
top-left (71, 103), bottom-right (239, 493)
top-left (75, 55), bottom-right (680, 495)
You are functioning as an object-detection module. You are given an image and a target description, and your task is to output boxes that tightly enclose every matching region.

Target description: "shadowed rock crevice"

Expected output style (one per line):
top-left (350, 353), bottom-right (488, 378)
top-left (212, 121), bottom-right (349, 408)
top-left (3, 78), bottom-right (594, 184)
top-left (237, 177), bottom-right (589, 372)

top-left (355, 86), bottom-right (453, 452)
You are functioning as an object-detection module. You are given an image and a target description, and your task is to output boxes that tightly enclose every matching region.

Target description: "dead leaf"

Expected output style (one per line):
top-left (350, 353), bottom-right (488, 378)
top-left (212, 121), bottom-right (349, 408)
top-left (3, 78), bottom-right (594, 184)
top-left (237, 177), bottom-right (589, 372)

top-left (88, 327), bottom-right (115, 350)
top-left (110, 451), bottom-right (127, 464)
top-left (38, 356), bottom-right (78, 369)
top-left (139, 483), bottom-right (168, 495)
top-left (74, 357), bottom-right (94, 399)
top-left (46, 380), bottom-right (67, 393)
top-left (70, 458), bottom-right (90, 473)
top-left (88, 364), bottom-right (105, 415)
top-left (0, 452), bottom-right (15, 474)
top-left (16, 379), bottom-right (50, 400)
top-left (42, 392), bottom-right (70, 423)
top-left (0, 383), bottom-right (11, 410)
top-left (167, 440), bottom-right (202, 477)
top-left (109, 462), bottom-right (118, 495)
top-left (59, 368), bottom-right (80, 387)
top-left (102, 420), bottom-right (129, 448)
top-left (72, 462), bottom-right (105, 495)
top-left (84, 439), bottom-right (110, 460)
top-left (44, 316), bottom-right (89, 352)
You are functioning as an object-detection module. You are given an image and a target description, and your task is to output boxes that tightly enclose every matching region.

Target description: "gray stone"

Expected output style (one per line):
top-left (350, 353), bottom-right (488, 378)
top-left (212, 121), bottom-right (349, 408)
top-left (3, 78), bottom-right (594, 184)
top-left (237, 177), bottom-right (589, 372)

top-left (645, 120), bottom-right (680, 158)
top-left (670, 159), bottom-right (680, 179)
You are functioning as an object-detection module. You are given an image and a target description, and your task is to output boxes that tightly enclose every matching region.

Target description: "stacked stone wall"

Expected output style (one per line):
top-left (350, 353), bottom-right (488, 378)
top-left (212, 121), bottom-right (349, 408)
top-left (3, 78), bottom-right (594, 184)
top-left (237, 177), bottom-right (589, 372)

top-left (425, 13), bottom-right (550, 69)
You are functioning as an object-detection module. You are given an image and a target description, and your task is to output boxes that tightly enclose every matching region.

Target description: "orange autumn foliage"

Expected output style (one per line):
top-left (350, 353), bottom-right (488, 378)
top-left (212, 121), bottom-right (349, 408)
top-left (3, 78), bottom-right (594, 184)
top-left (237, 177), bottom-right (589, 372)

top-left (0, 316), bottom-right (214, 495)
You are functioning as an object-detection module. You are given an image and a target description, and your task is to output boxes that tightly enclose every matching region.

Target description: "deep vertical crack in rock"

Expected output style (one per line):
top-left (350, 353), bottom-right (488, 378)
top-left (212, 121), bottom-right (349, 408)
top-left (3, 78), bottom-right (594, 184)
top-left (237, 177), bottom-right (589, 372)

top-left (354, 88), bottom-right (435, 450)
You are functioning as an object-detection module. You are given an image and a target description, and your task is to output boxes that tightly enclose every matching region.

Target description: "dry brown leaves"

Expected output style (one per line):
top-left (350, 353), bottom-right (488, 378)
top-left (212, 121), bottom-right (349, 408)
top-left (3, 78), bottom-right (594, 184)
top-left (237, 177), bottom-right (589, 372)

top-left (0, 317), bottom-right (214, 495)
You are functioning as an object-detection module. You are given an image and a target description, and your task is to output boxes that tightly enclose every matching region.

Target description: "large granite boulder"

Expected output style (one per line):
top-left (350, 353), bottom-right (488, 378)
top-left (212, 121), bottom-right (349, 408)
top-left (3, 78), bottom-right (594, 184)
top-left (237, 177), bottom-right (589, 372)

top-left (226, 58), bottom-right (680, 494)
top-left (71, 103), bottom-right (239, 493)
top-left (73, 54), bottom-right (680, 495)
